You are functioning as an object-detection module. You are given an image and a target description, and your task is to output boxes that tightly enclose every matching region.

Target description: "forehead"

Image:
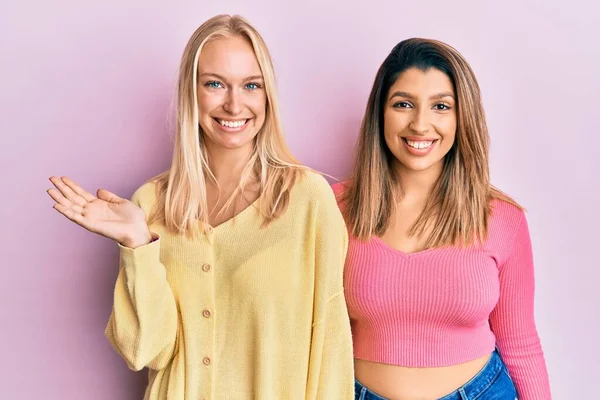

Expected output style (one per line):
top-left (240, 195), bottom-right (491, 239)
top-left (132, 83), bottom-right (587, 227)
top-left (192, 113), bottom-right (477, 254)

top-left (198, 36), bottom-right (263, 80)
top-left (390, 67), bottom-right (454, 95)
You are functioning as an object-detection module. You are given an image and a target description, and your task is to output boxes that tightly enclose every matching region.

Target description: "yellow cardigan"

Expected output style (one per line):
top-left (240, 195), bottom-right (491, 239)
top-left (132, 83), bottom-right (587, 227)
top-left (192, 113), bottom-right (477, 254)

top-left (105, 171), bottom-right (354, 399)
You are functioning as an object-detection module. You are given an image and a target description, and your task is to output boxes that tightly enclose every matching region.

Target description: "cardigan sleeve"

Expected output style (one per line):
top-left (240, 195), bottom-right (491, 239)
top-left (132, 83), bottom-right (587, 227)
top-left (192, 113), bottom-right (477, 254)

top-left (305, 179), bottom-right (354, 399)
top-left (104, 184), bottom-right (179, 371)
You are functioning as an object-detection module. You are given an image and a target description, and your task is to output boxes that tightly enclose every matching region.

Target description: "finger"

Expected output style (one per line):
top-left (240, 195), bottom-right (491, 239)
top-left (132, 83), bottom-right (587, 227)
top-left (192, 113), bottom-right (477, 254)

top-left (47, 188), bottom-right (74, 208)
top-left (48, 189), bottom-right (85, 214)
top-left (53, 203), bottom-right (87, 226)
top-left (62, 176), bottom-right (96, 202)
top-left (97, 189), bottom-right (124, 203)
top-left (49, 177), bottom-right (87, 207)
top-left (58, 176), bottom-right (89, 206)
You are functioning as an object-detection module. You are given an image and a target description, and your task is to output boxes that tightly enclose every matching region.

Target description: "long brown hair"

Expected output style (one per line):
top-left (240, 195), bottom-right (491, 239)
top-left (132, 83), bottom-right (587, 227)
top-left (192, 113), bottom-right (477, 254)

top-left (147, 15), bottom-right (303, 236)
top-left (342, 38), bottom-right (520, 247)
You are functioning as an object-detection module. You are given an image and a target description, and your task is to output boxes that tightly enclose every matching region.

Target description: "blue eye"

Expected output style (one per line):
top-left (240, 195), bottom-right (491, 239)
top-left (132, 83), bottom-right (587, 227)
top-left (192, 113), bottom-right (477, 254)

top-left (205, 81), bottom-right (223, 89)
top-left (245, 82), bottom-right (261, 91)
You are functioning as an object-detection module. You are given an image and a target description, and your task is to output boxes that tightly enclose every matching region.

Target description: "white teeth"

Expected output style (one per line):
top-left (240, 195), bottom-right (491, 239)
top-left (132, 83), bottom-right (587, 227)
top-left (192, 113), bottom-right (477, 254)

top-left (406, 139), bottom-right (434, 149)
top-left (219, 119), bottom-right (247, 128)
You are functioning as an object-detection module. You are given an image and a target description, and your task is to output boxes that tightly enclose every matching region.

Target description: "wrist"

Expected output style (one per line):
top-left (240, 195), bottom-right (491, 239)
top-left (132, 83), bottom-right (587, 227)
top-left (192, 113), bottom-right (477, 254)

top-left (121, 228), bottom-right (153, 249)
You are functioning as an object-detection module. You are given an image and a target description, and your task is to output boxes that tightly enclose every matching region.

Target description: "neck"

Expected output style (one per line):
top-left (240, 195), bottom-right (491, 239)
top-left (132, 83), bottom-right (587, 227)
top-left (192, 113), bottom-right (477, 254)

top-left (394, 160), bottom-right (443, 205)
top-left (205, 140), bottom-right (255, 188)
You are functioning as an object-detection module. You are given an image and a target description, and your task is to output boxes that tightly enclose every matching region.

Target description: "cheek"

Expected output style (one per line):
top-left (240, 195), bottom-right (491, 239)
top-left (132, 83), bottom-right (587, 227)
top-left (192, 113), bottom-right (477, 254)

top-left (438, 117), bottom-right (457, 142)
top-left (248, 95), bottom-right (267, 118)
top-left (197, 93), bottom-right (221, 115)
top-left (383, 111), bottom-right (407, 140)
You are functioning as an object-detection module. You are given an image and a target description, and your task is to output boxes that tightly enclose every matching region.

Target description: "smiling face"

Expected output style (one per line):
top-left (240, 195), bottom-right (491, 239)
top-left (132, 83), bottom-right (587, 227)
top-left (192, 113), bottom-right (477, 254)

top-left (383, 67), bottom-right (457, 176)
top-left (196, 35), bottom-right (267, 154)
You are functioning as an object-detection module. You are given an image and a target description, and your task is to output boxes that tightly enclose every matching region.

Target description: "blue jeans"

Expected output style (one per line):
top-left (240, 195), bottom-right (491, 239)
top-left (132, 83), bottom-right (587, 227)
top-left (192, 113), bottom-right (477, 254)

top-left (354, 350), bottom-right (517, 400)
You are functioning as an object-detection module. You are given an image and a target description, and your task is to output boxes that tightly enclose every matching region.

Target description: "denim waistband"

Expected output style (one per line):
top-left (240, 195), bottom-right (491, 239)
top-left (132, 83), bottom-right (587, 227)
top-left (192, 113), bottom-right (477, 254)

top-left (438, 350), bottom-right (504, 400)
top-left (355, 350), bottom-right (510, 400)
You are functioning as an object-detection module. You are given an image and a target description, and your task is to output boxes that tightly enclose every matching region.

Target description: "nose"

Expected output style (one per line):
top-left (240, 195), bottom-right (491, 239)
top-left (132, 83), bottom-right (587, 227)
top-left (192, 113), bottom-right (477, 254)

top-left (408, 108), bottom-right (431, 134)
top-left (223, 88), bottom-right (242, 115)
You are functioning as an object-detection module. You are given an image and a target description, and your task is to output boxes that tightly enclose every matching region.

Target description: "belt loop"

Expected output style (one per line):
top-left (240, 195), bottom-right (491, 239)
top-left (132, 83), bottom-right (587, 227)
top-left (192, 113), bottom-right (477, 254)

top-left (458, 387), bottom-right (468, 400)
top-left (359, 386), bottom-right (367, 400)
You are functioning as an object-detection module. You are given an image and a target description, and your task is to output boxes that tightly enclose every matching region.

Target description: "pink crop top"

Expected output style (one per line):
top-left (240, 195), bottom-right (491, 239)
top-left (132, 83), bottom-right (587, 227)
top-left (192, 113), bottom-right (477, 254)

top-left (332, 183), bottom-right (551, 400)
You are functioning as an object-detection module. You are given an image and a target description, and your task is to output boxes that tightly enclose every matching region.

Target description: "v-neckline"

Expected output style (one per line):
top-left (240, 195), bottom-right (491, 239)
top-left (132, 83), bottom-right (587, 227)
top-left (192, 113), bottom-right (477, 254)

top-left (370, 235), bottom-right (441, 260)
top-left (207, 196), bottom-right (261, 232)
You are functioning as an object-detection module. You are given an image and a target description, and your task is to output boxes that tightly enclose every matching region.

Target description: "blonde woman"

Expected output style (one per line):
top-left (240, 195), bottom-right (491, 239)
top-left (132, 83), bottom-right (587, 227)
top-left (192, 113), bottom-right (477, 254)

top-left (47, 15), bottom-right (353, 399)
top-left (335, 39), bottom-right (551, 399)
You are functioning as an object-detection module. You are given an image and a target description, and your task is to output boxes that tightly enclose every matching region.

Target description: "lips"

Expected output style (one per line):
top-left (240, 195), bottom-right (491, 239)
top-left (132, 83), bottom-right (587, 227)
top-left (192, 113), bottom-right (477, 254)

top-left (211, 117), bottom-right (252, 133)
top-left (215, 118), bottom-right (249, 128)
top-left (404, 138), bottom-right (435, 149)
top-left (401, 137), bottom-right (439, 155)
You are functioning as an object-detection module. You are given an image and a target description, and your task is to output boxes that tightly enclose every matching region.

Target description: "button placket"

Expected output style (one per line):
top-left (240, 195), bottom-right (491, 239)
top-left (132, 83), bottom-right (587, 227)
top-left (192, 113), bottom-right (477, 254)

top-left (199, 234), bottom-right (216, 399)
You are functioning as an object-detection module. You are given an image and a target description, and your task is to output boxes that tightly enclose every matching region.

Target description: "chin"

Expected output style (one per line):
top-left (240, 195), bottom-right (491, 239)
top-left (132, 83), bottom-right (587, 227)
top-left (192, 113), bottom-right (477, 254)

top-left (404, 164), bottom-right (436, 172)
top-left (205, 129), bottom-right (255, 150)
top-left (219, 136), bottom-right (256, 150)
top-left (215, 140), bottom-right (249, 150)
top-left (396, 156), bottom-right (442, 173)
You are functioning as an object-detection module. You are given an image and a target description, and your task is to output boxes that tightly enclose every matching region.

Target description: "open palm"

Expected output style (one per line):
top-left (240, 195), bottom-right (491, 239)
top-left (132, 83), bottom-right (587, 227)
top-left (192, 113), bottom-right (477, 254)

top-left (47, 176), bottom-right (151, 247)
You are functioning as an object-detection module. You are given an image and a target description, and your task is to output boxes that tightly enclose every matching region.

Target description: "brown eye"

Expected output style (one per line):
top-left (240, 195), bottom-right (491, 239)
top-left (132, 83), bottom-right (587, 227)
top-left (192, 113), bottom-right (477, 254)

top-left (433, 103), bottom-right (451, 110)
top-left (393, 102), bottom-right (412, 108)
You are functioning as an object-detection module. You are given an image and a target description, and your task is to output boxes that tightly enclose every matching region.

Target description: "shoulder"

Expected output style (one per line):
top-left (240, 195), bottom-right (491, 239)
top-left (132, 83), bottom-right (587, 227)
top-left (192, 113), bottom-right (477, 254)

top-left (330, 180), bottom-right (351, 197)
top-left (291, 170), bottom-right (338, 205)
top-left (489, 198), bottom-right (526, 230)
top-left (290, 170), bottom-right (346, 225)
top-left (487, 197), bottom-right (529, 255)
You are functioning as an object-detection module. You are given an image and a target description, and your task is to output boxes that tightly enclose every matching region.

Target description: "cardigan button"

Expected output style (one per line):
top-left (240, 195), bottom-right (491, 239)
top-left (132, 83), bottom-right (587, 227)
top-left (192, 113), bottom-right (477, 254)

top-left (203, 357), bottom-right (211, 366)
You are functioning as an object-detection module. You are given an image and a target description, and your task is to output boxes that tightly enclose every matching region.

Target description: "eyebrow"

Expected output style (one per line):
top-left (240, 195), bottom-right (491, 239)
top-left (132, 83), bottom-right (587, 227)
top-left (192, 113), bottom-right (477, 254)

top-left (389, 91), bottom-right (455, 101)
top-left (198, 72), bottom-right (264, 82)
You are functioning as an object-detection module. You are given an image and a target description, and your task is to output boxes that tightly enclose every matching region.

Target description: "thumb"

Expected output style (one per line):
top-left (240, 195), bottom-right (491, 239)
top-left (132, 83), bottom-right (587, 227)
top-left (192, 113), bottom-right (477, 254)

top-left (97, 189), bottom-right (124, 203)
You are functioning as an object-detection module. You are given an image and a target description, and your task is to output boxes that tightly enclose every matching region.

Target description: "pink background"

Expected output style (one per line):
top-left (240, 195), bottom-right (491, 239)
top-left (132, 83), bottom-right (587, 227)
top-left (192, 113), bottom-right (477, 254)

top-left (2, 0), bottom-right (598, 398)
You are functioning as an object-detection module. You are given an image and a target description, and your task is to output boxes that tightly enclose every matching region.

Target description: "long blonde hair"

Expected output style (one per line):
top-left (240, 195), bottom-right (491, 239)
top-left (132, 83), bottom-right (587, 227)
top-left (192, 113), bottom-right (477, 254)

top-left (148, 15), bottom-right (303, 235)
top-left (342, 38), bottom-right (520, 247)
